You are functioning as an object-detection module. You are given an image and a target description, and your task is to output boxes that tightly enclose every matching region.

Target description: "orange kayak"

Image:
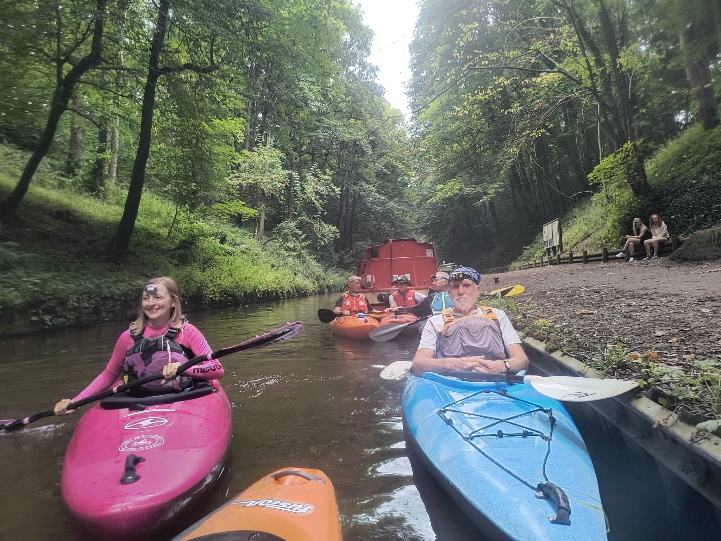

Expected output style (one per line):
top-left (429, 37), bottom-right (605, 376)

top-left (379, 312), bottom-right (419, 335)
top-left (173, 468), bottom-right (342, 541)
top-left (330, 314), bottom-right (380, 340)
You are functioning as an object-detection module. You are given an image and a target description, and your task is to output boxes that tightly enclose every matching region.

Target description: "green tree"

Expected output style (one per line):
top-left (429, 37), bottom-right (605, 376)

top-left (0, 0), bottom-right (107, 219)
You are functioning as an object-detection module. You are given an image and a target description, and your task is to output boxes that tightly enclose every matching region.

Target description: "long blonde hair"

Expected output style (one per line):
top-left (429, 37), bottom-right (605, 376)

top-left (632, 217), bottom-right (644, 236)
top-left (129, 276), bottom-right (185, 336)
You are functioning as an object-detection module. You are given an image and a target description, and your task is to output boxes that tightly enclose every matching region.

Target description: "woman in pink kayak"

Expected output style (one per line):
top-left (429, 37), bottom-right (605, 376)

top-left (54, 276), bottom-right (224, 415)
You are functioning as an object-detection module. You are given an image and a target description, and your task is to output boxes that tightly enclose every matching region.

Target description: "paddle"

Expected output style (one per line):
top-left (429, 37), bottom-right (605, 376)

top-left (379, 360), bottom-right (638, 402)
top-left (317, 308), bottom-right (384, 323)
top-left (0, 321), bottom-right (304, 433)
top-left (369, 315), bottom-right (430, 342)
top-left (488, 284), bottom-right (525, 297)
top-left (318, 308), bottom-right (341, 323)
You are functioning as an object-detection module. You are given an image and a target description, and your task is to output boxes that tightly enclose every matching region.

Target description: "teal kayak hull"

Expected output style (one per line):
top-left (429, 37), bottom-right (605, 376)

top-left (402, 373), bottom-right (607, 540)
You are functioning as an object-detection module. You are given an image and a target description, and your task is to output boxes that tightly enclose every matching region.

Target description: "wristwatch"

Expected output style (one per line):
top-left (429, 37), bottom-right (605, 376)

top-left (503, 360), bottom-right (511, 374)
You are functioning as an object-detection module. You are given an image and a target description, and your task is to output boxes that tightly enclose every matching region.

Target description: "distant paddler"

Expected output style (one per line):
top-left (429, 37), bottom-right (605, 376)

top-left (334, 275), bottom-right (384, 316)
top-left (409, 271), bottom-right (451, 316)
top-left (386, 275), bottom-right (426, 312)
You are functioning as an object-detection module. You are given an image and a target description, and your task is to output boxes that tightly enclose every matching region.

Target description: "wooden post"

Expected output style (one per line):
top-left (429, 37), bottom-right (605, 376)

top-left (582, 250), bottom-right (588, 263)
top-left (556, 253), bottom-right (561, 265)
top-left (569, 251), bottom-right (574, 264)
top-left (602, 247), bottom-right (609, 262)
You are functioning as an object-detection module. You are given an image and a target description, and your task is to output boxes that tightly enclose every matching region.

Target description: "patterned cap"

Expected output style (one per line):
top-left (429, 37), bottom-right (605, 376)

top-left (347, 275), bottom-right (362, 283)
top-left (449, 266), bottom-right (481, 284)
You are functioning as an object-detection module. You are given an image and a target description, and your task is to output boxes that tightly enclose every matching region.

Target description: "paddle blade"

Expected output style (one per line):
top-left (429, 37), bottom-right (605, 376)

top-left (317, 309), bottom-right (339, 323)
top-left (489, 284), bottom-right (525, 298)
top-left (380, 361), bottom-right (413, 380)
top-left (369, 323), bottom-right (409, 342)
top-left (214, 321), bottom-right (304, 357)
top-left (524, 375), bottom-right (638, 402)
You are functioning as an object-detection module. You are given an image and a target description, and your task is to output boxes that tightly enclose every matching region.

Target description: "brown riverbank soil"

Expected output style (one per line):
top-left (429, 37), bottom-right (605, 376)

top-left (484, 258), bottom-right (721, 427)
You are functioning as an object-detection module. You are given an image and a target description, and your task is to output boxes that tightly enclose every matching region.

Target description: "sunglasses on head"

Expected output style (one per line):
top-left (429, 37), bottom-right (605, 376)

top-left (450, 271), bottom-right (479, 284)
top-left (145, 285), bottom-right (158, 293)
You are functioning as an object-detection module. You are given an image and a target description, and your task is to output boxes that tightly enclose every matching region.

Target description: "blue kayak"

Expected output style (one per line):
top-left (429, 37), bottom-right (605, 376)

top-left (402, 372), bottom-right (607, 540)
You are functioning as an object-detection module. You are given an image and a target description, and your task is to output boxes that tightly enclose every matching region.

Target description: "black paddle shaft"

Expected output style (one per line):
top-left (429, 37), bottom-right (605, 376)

top-left (1, 321), bottom-right (304, 432)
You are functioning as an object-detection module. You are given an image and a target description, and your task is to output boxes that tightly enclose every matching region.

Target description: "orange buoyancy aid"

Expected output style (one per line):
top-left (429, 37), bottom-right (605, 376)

top-left (341, 292), bottom-right (370, 314)
top-left (392, 289), bottom-right (417, 308)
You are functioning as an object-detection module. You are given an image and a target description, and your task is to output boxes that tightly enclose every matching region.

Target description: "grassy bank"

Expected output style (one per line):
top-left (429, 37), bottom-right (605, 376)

top-left (0, 145), bottom-right (346, 336)
top-left (511, 125), bottom-right (721, 268)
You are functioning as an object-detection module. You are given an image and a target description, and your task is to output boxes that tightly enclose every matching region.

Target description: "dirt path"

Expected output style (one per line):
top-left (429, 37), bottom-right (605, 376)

top-left (483, 258), bottom-right (721, 424)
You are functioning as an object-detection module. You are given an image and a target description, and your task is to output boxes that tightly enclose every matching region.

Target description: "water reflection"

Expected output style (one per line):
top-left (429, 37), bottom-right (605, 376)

top-left (0, 294), bottom-right (719, 540)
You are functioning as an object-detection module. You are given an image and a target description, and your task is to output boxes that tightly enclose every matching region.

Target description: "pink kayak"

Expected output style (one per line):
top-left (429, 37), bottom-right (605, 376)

top-left (61, 382), bottom-right (232, 540)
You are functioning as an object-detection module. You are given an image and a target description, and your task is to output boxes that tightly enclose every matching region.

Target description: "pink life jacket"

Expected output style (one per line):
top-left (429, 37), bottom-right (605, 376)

top-left (123, 326), bottom-right (194, 394)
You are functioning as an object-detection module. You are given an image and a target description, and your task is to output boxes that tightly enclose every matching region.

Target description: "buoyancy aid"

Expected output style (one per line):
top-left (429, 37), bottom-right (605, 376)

top-left (436, 307), bottom-right (507, 360)
top-left (123, 326), bottom-right (194, 394)
top-left (430, 291), bottom-right (452, 313)
top-left (341, 292), bottom-right (369, 314)
top-left (392, 289), bottom-right (417, 307)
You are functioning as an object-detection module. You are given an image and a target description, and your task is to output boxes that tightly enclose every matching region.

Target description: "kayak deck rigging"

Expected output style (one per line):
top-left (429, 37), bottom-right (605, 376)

top-left (438, 387), bottom-right (570, 522)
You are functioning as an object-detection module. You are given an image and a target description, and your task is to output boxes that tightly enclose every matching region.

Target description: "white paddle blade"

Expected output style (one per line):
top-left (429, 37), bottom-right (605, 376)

top-left (380, 361), bottom-right (413, 380)
top-left (369, 325), bottom-right (406, 342)
top-left (524, 375), bottom-right (638, 402)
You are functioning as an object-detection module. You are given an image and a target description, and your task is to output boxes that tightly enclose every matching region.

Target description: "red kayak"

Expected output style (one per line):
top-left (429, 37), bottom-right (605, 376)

top-left (173, 468), bottom-right (342, 541)
top-left (61, 383), bottom-right (232, 540)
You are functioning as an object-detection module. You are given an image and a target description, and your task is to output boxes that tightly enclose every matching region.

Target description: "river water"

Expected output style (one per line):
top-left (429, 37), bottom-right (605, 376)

top-left (1, 294), bottom-right (720, 540)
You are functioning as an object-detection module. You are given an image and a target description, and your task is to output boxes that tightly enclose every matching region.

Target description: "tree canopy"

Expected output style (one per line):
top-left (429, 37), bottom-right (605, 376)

top-left (1, 0), bottom-right (719, 270)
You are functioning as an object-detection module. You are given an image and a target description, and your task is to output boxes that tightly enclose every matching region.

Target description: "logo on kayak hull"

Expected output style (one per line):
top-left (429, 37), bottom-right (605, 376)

top-left (124, 417), bottom-right (168, 430)
top-left (233, 499), bottom-right (314, 515)
top-left (119, 434), bottom-right (164, 451)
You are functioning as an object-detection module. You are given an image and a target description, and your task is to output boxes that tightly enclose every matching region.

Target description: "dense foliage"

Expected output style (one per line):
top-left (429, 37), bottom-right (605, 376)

top-left (2, 0), bottom-right (721, 329)
top-left (0, 144), bottom-right (346, 334)
top-left (0, 0), bottom-right (415, 268)
top-left (408, 0), bottom-right (721, 268)
top-left (511, 124), bottom-right (721, 267)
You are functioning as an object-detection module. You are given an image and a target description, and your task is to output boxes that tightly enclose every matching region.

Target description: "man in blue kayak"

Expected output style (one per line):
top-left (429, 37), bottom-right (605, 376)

top-left (412, 266), bottom-right (529, 376)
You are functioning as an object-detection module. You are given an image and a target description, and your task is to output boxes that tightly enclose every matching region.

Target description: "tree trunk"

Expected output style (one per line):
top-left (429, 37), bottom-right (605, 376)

top-left (109, 117), bottom-right (120, 183)
top-left (680, 21), bottom-right (719, 130)
top-left (110, 0), bottom-right (170, 252)
top-left (66, 95), bottom-right (85, 176)
top-left (89, 115), bottom-right (109, 198)
top-left (0, 0), bottom-right (106, 220)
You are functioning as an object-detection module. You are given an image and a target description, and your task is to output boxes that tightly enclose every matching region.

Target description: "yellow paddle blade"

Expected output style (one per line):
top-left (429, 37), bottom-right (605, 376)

top-left (489, 284), bottom-right (525, 297)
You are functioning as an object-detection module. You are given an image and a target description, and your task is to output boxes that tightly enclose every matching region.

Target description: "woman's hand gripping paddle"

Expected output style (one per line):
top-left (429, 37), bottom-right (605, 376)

top-left (1, 321), bottom-right (304, 433)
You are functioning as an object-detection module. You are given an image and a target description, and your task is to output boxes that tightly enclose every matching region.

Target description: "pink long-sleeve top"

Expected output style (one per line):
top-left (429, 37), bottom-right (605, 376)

top-left (72, 322), bottom-right (224, 401)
